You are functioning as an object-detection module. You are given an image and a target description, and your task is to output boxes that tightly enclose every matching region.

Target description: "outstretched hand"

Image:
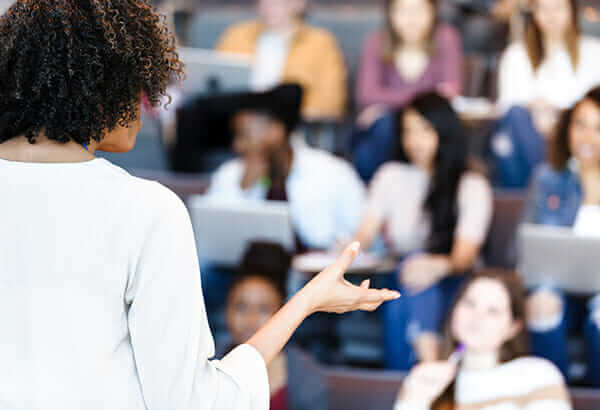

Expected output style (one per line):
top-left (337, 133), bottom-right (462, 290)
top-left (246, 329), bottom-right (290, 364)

top-left (246, 242), bottom-right (400, 365)
top-left (302, 242), bottom-right (401, 315)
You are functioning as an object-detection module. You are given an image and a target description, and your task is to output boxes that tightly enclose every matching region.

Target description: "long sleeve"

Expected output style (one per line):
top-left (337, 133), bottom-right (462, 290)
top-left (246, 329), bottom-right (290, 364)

top-left (125, 186), bottom-right (269, 410)
top-left (437, 25), bottom-right (463, 95)
top-left (355, 32), bottom-right (421, 108)
top-left (206, 160), bottom-right (266, 201)
top-left (302, 32), bottom-right (348, 118)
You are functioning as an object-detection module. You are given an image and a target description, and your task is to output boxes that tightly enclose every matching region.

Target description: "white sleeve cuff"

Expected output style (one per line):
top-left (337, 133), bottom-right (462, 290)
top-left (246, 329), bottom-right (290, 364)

top-left (215, 344), bottom-right (270, 410)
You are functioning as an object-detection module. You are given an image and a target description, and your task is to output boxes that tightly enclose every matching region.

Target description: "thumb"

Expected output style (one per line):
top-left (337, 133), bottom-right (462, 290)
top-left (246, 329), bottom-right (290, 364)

top-left (332, 242), bottom-right (360, 278)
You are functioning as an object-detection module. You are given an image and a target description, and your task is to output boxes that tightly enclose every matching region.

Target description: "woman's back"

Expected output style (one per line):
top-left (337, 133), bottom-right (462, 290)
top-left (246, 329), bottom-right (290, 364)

top-left (0, 158), bottom-right (214, 409)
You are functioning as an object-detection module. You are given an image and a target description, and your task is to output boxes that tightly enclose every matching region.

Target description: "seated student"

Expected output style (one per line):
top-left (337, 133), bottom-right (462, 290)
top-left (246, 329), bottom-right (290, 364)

top-left (202, 84), bottom-right (365, 329)
top-left (349, 93), bottom-right (493, 368)
top-left (520, 87), bottom-right (600, 386)
top-left (491, 0), bottom-right (600, 187)
top-left (206, 84), bottom-right (365, 251)
top-left (355, 0), bottom-right (463, 129)
top-left (216, 0), bottom-right (347, 120)
top-left (394, 269), bottom-right (571, 410)
top-left (222, 242), bottom-right (328, 410)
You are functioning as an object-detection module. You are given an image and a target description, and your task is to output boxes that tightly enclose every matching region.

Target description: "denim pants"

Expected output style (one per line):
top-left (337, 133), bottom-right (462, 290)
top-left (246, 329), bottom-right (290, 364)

top-left (489, 106), bottom-right (546, 188)
top-left (383, 274), bottom-right (464, 370)
top-left (529, 291), bottom-right (600, 386)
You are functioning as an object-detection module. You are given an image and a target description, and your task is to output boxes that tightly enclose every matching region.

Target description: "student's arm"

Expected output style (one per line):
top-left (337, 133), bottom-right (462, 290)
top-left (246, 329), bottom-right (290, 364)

top-left (436, 25), bottom-right (463, 98)
top-left (403, 174), bottom-right (493, 292)
top-left (347, 164), bottom-right (393, 251)
top-left (303, 33), bottom-right (348, 119)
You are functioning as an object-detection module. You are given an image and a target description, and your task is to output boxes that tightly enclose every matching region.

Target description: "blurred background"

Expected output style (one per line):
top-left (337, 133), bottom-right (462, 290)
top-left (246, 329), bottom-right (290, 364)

top-left (5, 0), bottom-right (599, 408)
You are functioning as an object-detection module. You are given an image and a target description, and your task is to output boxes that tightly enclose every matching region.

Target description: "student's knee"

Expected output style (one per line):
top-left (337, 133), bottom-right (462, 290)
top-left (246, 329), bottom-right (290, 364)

top-left (527, 289), bottom-right (564, 331)
top-left (504, 105), bottom-right (531, 122)
top-left (587, 294), bottom-right (600, 332)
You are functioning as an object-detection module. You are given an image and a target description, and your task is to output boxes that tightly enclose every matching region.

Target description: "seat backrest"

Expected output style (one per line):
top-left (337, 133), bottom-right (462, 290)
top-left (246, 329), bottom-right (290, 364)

top-left (484, 190), bottom-right (527, 266)
top-left (572, 387), bottom-right (600, 410)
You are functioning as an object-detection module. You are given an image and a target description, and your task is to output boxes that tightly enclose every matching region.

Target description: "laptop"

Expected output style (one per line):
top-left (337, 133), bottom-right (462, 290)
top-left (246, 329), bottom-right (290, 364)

top-left (187, 196), bottom-right (295, 267)
top-left (177, 47), bottom-right (252, 97)
top-left (517, 223), bottom-right (600, 294)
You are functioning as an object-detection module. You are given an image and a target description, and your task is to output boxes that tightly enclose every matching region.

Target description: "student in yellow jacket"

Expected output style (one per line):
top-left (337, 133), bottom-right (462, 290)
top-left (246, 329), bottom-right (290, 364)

top-left (216, 0), bottom-right (348, 120)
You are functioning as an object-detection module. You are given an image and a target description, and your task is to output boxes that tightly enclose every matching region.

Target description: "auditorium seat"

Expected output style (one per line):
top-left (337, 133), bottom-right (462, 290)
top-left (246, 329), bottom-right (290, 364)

top-left (324, 366), bottom-right (600, 410)
top-left (572, 388), bottom-right (600, 410)
top-left (483, 190), bottom-right (526, 268)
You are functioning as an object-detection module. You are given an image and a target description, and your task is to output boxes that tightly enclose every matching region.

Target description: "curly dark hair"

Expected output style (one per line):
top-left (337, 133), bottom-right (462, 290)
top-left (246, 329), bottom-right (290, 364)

top-left (0, 0), bottom-right (183, 145)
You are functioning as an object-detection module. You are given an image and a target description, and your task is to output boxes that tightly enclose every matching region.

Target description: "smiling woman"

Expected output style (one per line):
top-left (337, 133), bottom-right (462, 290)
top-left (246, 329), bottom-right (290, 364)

top-left (0, 1), bottom-right (398, 409)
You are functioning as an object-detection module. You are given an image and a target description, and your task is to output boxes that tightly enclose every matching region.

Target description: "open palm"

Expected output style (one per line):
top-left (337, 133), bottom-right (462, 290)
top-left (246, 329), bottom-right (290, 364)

top-left (304, 243), bottom-right (401, 315)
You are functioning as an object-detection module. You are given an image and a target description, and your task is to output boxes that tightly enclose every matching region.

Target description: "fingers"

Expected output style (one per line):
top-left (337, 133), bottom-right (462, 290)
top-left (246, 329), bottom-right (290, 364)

top-left (360, 279), bottom-right (370, 289)
top-left (332, 242), bottom-right (360, 277)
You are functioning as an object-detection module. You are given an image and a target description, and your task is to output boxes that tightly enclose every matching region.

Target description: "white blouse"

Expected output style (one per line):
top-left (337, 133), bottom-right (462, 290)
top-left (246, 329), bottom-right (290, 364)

top-left (0, 157), bottom-right (268, 410)
top-left (497, 36), bottom-right (600, 110)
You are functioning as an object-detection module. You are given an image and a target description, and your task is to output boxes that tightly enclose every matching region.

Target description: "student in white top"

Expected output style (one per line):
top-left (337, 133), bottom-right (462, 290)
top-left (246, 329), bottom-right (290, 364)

top-left (0, 2), bottom-right (399, 410)
top-left (491, 0), bottom-right (600, 188)
top-left (498, 0), bottom-right (600, 111)
top-left (394, 270), bottom-right (571, 410)
top-left (206, 85), bottom-right (366, 251)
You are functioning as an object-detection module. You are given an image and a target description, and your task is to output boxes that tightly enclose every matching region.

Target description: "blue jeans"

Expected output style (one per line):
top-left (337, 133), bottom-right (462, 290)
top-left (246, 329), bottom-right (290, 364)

top-left (350, 113), bottom-right (397, 182)
top-left (529, 291), bottom-right (600, 386)
top-left (490, 106), bottom-right (546, 188)
top-left (383, 274), bottom-right (464, 370)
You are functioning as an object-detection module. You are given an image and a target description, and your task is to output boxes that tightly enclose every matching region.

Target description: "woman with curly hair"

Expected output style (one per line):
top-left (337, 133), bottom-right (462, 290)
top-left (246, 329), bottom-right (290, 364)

top-left (0, 1), bottom-right (399, 409)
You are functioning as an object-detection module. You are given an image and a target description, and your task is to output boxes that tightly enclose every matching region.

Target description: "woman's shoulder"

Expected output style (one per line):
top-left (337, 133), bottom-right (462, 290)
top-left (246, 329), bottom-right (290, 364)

top-left (579, 35), bottom-right (600, 51)
top-left (500, 357), bottom-right (567, 390)
top-left (458, 357), bottom-right (569, 407)
top-left (373, 161), bottom-right (422, 180)
top-left (500, 42), bottom-right (529, 65)
top-left (362, 30), bottom-right (385, 49)
top-left (300, 24), bottom-right (341, 47)
top-left (458, 170), bottom-right (492, 195)
top-left (530, 163), bottom-right (572, 185)
top-left (98, 159), bottom-right (188, 220)
top-left (435, 23), bottom-right (461, 42)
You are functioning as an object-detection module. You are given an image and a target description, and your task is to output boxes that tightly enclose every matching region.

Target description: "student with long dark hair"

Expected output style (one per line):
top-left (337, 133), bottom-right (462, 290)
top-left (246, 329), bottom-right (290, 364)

top-left (520, 87), bottom-right (600, 386)
top-left (350, 93), bottom-right (493, 367)
top-left (394, 270), bottom-right (571, 410)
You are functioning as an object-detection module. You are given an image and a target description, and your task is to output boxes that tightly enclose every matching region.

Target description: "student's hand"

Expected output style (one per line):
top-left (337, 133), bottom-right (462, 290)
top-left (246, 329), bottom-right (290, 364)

top-left (241, 153), bottom-right (269, 190)
top-left (357, 105), bottom-right (388, 129)
top-left (303, 242), bottom-right (400, 314)
top-left (401, 254), bottom-right (451, 294)
top-left (398, 361), bottom-right (457, 406)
